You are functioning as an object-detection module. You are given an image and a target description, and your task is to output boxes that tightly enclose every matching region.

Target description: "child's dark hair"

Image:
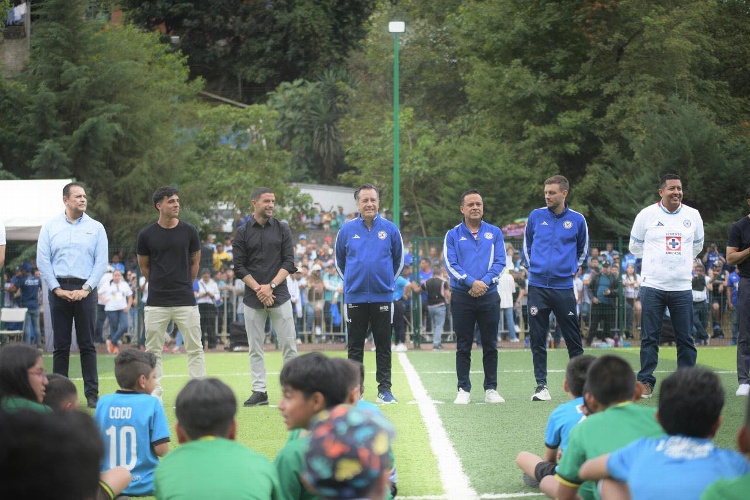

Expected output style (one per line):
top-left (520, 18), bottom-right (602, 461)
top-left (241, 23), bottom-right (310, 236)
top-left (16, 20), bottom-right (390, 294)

top-left (585, 355), bottom-right (635, 406)
top-left (329, 358), bottom-right (361, 396)
top-left (566, 355), bottom-right (596, 398)
top-left (0, 344), bottom-right (43, 402)
top-left (43, 374), bottom-right (78, 411)
top-left (658, 367), bottom-right (724, 438)
top-left (175, 378), bottom-right (236, 440)
top-left (114, 350), bottom-right (156, 390)
top-left (279, 352), bottom-right (349, 408)
top-left (0, 410), bottom-right (103, 500)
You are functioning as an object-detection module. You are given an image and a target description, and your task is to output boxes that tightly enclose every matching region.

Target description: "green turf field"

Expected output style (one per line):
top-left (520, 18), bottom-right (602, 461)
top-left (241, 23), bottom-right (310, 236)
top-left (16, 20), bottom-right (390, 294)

top-left (52, 346), bottom-right (747, 499)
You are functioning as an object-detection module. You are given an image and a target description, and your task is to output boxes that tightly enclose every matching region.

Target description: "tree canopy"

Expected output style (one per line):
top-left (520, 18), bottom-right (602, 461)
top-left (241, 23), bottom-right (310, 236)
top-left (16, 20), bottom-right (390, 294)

top-left (118, 0), bottom-right (377, 103)
top-left (2, 0), bottom-right (749, 246)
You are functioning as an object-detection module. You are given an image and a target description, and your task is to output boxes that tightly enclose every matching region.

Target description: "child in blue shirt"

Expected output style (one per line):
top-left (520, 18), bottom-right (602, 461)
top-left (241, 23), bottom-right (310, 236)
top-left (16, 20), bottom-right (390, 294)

top-left (94, 350), bottom-right (170, 496)
top-left (516, 355), bottom-right (595, 489)
top-left (580, 366), bottom-right (748, 499)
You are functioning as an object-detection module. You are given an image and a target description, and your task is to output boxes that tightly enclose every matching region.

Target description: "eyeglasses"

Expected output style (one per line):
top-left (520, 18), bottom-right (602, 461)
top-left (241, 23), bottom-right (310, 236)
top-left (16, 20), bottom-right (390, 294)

top-left (28, 368), bottom-right (47, 378)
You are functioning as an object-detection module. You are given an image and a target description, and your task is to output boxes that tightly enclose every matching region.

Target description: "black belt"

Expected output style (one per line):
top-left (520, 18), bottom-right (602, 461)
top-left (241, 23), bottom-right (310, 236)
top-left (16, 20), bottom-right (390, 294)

top-left (57, 277), bottom-right (86, 285)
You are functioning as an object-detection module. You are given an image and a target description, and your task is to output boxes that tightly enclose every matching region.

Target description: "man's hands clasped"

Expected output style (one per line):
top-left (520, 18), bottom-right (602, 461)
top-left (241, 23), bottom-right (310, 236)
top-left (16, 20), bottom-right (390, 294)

top-left (255, 283), bottom-right (276, 307)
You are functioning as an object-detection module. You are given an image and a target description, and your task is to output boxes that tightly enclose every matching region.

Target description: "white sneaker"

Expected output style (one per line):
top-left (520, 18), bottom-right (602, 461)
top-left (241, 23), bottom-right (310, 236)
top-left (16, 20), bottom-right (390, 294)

top-left (737, 384), bottom-right (750, 397)
top-left (395, 343), bottom-right (407, 352)
top-left (531, 385), bottom-right (552, 401)
top-left (510, 338), bottom-right (520, 343)
top-left (314, 326), bottom-right (321, 335)
top-left (485, 389), bottom-right (505, 403)
top-left (454, 388), bottom-right (471, 404)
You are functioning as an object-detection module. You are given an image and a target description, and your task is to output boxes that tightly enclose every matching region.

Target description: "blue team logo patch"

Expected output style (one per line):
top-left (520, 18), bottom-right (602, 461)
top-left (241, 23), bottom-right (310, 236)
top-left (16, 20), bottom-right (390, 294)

top-left (563, 220), bottom-right (573, 229)
top-left (683, 220), bottom-right (691, 228)
top-left (378, 231), bottom-right (387, 240)
top-left (484, 232), bottom-right (493, 239)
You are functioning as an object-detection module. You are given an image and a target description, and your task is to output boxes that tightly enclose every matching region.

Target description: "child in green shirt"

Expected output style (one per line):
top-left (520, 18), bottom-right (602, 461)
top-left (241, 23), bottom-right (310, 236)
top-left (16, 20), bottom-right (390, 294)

top-left (550, 354), bottom-right (664, 500)
top-left (154, 378), bottom-right (282, 500)
top-left (273, 352), bottom-right (351, 499)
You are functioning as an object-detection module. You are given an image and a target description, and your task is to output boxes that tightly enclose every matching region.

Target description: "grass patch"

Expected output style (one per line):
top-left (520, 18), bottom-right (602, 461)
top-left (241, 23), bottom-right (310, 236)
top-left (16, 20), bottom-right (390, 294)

top-left (51, 345), bottom-right (745, 499)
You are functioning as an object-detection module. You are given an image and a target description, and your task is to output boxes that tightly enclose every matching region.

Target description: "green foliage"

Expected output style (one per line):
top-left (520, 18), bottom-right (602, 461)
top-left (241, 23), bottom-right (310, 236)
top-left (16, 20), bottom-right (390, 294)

top-left (581, 98), bottom-right (750, 239)
top-left (267, 69), bottom-right (354, 183)
top-left (176, 103), bottom-right (313, 233)
top-left (454, 0), bottom-right (750, 235)
top-left (119, 0), bottom-right (377, 103)
top-left (1, 0), bottom-right (201, 243)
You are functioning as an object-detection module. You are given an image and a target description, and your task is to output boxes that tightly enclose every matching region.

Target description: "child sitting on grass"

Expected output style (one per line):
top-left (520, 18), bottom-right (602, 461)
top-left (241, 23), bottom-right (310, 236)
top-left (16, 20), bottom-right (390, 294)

top-left (44, 373), bottom-right (132, 500)
top-left (333, 358), bottom-right (397, 499)
top-left (702, 395), bottom-right (750, 499)
top-left (154, 378), bottom-right (282, 499)
top-left (579, 366), bottom-right (749, 500)
top-left (303, 404), bottom-right (396, 500)
top-left (43, 373), bottom-right (79, 412)
top-left (94, 350), bottom-right (170, 497)
top-left (548, 354), bottom-right (664, 500)
top-left (0, 344), bottom-right (51, 413)
top-left (273, 352), bottom-right (351, 499)
top-left (516, 354), bottom-right (595, 489)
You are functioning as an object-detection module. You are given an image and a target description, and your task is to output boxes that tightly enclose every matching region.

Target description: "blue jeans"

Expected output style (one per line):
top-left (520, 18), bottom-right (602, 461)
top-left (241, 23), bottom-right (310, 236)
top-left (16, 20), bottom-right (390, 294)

top-left (24, 308), bottom-right (41, 347)
top-left (499, 307), bottom-right (517, 340)
top-left (428, 304), bottom-right (446, 347)
top-left (451, 291), bottom-right (499, 392)
top-left (106, 310), bottom-right (129, 345)
top-left (638, 287), bottom-right (697, 387)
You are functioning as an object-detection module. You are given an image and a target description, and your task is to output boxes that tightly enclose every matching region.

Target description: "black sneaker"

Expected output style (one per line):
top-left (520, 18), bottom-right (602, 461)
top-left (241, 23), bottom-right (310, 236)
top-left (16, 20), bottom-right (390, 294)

top-left (86, 395), bottom-right (99, 409)
top-left (243, 391), bottom-right (269, 407)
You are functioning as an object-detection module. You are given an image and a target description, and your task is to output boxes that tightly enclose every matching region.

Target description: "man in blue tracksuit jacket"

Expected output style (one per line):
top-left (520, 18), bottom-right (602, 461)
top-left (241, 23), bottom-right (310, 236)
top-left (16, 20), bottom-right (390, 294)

top-left (523, 175), bottom-right (587, 402)
top-left (335, 183), bottom-right (404, 404)
top-left (444, 190), bottom-right (506, 404)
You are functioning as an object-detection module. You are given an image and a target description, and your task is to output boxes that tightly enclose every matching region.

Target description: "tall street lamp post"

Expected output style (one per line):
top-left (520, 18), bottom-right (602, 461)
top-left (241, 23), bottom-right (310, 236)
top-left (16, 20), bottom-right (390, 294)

top-left (388, 21), bottom-right (405, 228)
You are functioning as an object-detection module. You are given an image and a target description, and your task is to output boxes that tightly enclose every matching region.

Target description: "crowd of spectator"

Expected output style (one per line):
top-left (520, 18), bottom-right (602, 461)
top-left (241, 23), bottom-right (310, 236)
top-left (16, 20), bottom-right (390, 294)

top-left (1, 228), bottom-right (741, 352)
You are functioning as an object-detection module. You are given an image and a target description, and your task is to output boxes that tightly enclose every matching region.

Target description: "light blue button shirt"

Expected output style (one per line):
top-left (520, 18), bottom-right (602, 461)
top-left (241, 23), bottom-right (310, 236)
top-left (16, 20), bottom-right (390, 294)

top-left (37, 212), bottom-right (108, 290)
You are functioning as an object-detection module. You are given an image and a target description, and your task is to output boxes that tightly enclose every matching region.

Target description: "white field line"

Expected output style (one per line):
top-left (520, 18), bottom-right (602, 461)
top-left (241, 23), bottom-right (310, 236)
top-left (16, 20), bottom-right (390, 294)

top-left (397, 351), bottom-right (479, 500)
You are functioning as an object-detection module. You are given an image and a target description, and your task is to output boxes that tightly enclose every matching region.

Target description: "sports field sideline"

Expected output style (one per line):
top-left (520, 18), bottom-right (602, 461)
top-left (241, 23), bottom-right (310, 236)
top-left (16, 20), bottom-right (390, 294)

top-left (55, 346), bottom-right (746, 500)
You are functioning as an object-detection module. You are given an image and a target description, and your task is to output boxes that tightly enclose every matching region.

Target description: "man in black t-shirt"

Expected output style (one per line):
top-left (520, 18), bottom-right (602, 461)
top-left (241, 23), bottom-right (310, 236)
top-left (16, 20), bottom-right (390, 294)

top-left (137, 186), bottom-right (207, 400)
top-left (727, 186), bottom-right (750, 397)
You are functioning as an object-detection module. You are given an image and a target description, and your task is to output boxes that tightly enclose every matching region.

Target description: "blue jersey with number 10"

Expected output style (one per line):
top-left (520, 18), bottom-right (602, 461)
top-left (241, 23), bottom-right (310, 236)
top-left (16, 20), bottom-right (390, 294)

top-left (94, 391), bottom-right (170, 496)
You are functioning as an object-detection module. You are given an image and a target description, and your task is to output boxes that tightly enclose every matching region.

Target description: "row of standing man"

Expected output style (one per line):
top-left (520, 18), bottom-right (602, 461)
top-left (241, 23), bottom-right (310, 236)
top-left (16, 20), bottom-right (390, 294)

top-left (25, 174), bottom-right (750, 410)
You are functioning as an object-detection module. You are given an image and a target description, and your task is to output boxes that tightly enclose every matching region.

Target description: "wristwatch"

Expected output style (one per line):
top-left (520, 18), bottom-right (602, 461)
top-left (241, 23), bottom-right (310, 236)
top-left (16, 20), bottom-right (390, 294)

top-left (269, 282), bottom-right (277, 290)
top-left (82, 284), bottom-right (92, 292)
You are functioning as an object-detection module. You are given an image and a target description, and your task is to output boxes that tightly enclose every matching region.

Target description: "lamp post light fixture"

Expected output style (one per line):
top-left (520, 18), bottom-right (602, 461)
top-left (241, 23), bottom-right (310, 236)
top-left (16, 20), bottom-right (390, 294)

top-left (388, 21), bottom-right (405, 228)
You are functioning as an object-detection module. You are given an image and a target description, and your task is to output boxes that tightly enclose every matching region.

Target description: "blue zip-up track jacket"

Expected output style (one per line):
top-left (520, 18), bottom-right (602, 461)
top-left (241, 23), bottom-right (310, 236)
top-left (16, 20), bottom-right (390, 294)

top-left (523, 204), bottom-right (588, 289)
top-left (443, 220), bottom-right (506, 296)
top-left (334, 214), bottom-right (404, 303)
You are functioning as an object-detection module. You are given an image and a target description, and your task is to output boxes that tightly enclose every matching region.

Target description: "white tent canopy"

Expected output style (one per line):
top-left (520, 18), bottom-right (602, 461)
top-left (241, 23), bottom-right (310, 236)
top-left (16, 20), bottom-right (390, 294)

top-left (0, 179), bottom-right (71, 241)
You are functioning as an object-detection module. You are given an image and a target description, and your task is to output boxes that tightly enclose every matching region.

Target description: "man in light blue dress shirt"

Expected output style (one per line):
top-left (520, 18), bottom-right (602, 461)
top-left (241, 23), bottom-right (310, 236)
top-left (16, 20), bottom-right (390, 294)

top-left (37, 182), bottom-right (108, 408)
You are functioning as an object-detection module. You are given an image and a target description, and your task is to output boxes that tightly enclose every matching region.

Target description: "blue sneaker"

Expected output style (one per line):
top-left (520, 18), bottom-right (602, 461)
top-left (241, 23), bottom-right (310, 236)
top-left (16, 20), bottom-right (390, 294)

top-left (376, 391), bottom-right (398, 404)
